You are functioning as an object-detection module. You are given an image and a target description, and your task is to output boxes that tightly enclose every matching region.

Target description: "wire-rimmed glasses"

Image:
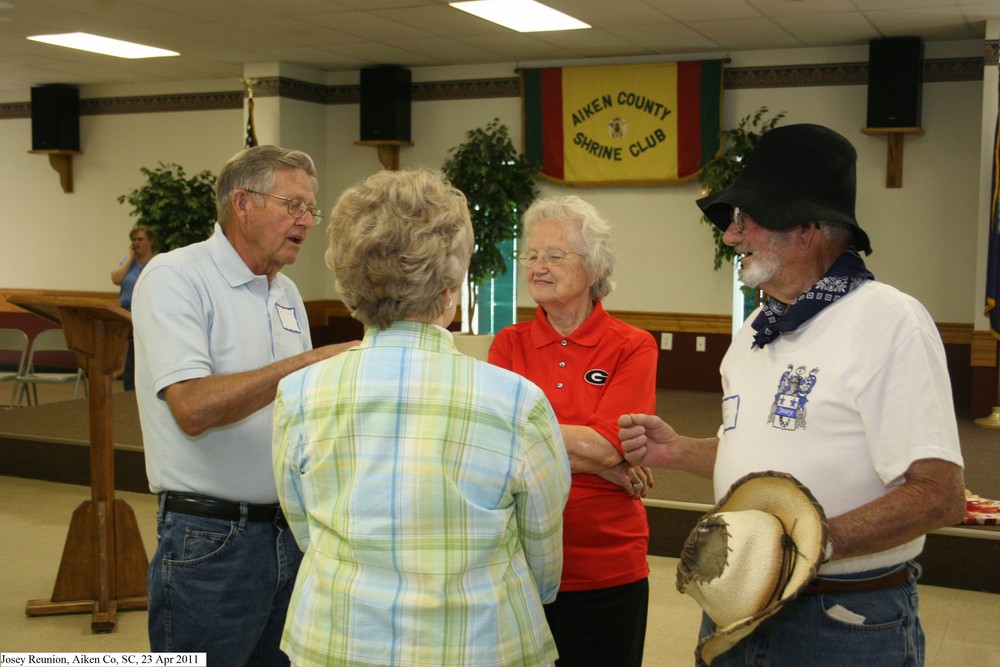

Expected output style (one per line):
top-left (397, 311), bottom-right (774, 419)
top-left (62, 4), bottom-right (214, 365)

top-left (245, 189), bottom-right (322, 220)
top-left (516, 250), bottom-right (581, 269)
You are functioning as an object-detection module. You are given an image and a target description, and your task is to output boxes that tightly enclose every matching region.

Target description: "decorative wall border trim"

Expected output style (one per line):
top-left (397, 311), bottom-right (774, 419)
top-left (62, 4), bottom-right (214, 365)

top-left (0, 50), bottom-right (991, 119)
top-left (0, 92), bottom-right (242, 119)
top-left (83, 91), bottom-right (243, 115)
top-left (724, 57), bottom-right (984, 89)
top-left (726, 62), bottom-right (868, 88)
top-left (412, 78), bottom-right (522, 101)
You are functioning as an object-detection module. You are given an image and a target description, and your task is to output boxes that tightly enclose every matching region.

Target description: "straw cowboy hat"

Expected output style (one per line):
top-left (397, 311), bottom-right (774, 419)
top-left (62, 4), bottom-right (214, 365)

top-left (677, 471), bottom-right (829, 666)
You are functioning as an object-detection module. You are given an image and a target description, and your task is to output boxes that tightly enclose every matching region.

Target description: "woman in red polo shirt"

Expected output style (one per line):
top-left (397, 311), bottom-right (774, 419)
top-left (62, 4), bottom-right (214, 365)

top-left (489, 195), bottom-right (658, 666)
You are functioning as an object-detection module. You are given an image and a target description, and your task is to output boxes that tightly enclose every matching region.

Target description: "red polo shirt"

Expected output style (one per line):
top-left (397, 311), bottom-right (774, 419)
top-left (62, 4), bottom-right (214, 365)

top-left (489, 302), bottom-right (658, 591)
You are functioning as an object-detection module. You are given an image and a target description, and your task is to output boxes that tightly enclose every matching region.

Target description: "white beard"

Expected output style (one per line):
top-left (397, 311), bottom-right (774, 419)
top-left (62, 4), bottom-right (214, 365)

top-left (738, 234), bottom-right (789, 287)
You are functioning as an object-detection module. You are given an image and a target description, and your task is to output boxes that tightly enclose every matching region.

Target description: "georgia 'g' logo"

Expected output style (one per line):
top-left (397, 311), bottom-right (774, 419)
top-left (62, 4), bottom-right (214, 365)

top-left (584, 369), bottom-right (609, 386)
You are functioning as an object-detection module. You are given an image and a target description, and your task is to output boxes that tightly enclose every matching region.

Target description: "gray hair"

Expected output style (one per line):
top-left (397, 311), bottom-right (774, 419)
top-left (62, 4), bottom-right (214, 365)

top-left (819, 220), bottom-right (854, 251)
top-left (522, 195), bottom-right (616, 300)
top-left (216, 145), bottom-right (317, 227)
top-left (326, 169), bottom-right (473, 330)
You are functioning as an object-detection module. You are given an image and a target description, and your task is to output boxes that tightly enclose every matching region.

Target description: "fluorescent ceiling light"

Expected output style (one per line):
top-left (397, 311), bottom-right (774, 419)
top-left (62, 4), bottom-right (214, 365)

top-left (450, 0), bottom-right (589, 33)
top-left (27, 32), bottom-right (179, 59)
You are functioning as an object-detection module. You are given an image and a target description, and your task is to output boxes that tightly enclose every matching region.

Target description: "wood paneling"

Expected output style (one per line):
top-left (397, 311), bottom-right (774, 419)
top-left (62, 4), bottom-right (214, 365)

top-left (1, 293), bottom-right (990, 405)
top-left (971, 329), bottom-right (998, 367)
top-left (516, 306), bottom-right (732, 335)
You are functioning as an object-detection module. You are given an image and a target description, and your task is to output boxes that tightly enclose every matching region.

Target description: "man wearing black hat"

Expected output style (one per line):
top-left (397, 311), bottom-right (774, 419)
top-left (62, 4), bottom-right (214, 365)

top-left (619, 124), bottom-right (966, 665)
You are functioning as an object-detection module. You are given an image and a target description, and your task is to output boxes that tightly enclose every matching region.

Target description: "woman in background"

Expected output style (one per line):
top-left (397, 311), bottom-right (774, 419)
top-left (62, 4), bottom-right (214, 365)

top-left (489, 195), bottom-right (658, 667)
top-left (110, 222), bottom-right (157, 390)
top-left (273, 169), bottom-right (571, 667)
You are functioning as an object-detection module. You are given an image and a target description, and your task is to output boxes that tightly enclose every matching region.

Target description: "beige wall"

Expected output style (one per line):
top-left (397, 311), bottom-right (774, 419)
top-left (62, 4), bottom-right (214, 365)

top-left (0, 40), bottom-right (991, 328)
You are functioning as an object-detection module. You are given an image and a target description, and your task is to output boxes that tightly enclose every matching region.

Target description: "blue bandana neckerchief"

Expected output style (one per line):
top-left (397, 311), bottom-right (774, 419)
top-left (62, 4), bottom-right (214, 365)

top-left (750, 250), bottom-right (874, 348)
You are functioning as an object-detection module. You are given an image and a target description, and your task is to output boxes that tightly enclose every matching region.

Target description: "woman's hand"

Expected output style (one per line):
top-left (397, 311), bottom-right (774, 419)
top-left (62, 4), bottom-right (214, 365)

top-left (595, 462), bottom-right (654, 499)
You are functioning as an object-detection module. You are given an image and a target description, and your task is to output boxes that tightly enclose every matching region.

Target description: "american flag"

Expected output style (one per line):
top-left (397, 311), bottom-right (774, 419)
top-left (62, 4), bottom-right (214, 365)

top-left (245, 95), bottom-right (258, 148)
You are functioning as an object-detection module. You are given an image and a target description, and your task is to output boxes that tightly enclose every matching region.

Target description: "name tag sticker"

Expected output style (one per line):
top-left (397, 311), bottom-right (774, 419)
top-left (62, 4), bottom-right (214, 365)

top-left (276, 304), bottom-right (301, 333)
top-left (722, 394), bottom-right (740, 432)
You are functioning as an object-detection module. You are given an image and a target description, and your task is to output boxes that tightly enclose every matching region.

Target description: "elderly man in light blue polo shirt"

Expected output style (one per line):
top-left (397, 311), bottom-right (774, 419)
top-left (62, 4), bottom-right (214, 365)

top-left (132, 145), bottom-right (355, 664)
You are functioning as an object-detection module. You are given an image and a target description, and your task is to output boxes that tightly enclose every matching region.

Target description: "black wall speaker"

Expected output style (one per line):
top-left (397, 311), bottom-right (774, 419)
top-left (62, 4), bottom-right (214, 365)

top-left (360, 66), bottom-right (411, 142)
top-left (31, 84), bottom-right (80, 151)
top-left (866, 37), bottom-right (924, 129)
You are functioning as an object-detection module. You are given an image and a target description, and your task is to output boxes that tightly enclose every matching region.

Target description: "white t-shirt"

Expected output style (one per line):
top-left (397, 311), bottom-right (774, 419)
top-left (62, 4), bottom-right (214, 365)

top-left (716, 281), bottom-right (964, 574)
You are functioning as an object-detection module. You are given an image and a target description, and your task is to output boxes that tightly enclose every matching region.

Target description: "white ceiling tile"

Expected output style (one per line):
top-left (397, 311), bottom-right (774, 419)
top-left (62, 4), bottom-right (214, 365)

top-left (0, 0), bottom-right (988, 89)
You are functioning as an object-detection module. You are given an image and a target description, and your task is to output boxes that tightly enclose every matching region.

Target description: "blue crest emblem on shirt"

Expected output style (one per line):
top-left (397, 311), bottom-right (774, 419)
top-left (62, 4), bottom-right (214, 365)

top-left (768, 365), bottom-right (819, 431)
top-left (584, 369), bottom-right (609, 386)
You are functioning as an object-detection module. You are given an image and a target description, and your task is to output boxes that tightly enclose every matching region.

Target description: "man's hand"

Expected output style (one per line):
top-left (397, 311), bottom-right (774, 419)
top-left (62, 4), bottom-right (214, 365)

top-left (617, 413), bottom-right (677, 467)
top-left (617, 413), bottom-right (718, 478)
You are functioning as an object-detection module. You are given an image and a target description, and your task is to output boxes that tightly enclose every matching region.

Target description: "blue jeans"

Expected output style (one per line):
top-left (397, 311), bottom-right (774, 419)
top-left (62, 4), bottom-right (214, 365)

top-left (699, 563), bottom-right (924, 666)
top-left (148, 494), bottom-right (303, 666)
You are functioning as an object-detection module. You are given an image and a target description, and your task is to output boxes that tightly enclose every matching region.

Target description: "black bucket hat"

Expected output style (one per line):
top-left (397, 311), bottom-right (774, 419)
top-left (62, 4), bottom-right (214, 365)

top-left (696, 123), bottom-right (872, 255)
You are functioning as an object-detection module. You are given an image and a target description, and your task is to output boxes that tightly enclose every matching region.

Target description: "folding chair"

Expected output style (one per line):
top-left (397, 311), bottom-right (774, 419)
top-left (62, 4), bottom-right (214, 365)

top-left (15, 328), bottom-right (86, 406)
top-left (0, 328), bottom-right (30, 407)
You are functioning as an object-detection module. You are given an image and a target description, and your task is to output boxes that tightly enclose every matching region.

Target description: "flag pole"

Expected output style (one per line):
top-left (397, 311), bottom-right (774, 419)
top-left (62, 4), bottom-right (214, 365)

top-left (975, 62), bottom-right (1000, 428)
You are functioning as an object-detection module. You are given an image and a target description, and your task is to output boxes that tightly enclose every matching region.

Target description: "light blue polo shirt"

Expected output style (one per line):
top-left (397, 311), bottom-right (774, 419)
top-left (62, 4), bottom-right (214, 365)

top-left (132, 223), bottom-right (312, 503)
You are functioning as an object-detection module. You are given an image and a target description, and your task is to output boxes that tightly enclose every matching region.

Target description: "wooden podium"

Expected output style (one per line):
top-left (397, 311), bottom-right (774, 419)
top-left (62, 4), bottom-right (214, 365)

top-left (9, 295), bottom-right (148, 633)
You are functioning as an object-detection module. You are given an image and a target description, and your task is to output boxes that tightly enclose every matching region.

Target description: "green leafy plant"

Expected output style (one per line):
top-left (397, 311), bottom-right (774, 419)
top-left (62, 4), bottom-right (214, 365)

top-left (117, 163), bottom-right (217, 252)
top-left (699, 107), bottom-right (785, 270)
top-left (443, 118), bottom-right (539, 328)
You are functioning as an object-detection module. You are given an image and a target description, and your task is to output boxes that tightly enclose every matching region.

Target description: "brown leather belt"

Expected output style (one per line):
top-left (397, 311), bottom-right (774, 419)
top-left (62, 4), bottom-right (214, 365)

top-left (802, 565), bottom-right (914, 596)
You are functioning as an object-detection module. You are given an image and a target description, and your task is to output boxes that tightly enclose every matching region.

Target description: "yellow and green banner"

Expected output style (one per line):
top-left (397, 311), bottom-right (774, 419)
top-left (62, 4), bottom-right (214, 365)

top-left (522, 60), bottom-right (723, 186)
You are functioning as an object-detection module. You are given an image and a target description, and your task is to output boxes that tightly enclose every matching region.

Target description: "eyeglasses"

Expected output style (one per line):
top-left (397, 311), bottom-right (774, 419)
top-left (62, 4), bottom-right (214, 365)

top-left (730, 207), bottom-right (746, 233)
top-left (245, 189), bottom-right (322, 221)
top-left (517, 250), bottom-right (581, 269)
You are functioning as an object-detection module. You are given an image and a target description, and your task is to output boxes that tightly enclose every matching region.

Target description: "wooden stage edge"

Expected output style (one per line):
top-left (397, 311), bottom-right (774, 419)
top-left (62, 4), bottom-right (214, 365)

top-left (2, 434), bottom-right (997, 596)
top-left (0, 435), bottom-right (150, 494)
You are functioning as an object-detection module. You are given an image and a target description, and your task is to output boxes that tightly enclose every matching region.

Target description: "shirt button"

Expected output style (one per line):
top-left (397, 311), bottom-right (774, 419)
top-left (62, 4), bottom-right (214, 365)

top-left (560, 339), bottom-right (568, 346)
top-left (559, 361), bottom-right (566, 368)
top-left (556, 382), bottom-right (564, 389)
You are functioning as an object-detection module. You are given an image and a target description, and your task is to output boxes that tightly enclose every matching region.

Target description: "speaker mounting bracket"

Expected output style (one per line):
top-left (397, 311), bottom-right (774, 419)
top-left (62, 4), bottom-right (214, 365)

top-left (860, 127), bottom-right (923, 188)
top-left (29, 149), bottom-right (82, 193)
top-left (354, 140), bottom-right (413, 171)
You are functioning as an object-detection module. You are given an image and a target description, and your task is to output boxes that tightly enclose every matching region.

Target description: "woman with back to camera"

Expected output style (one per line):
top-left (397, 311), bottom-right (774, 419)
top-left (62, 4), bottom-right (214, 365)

top-left (489, 195), bottom-right (659, 667)
top-left (272, 168), bottom-right (572, 667)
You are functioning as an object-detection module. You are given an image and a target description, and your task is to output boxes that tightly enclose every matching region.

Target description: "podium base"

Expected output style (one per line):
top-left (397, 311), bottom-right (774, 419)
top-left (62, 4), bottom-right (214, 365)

top-left (25, 596), bottom-right (147, 633)
top-left (25, 499), bottom-right (148, 633)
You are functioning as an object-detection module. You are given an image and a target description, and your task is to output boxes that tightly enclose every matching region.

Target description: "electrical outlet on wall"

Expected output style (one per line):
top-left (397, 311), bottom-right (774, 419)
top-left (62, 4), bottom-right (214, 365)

top-left (696, 336), bottom-right (706, 352)
top-left (660, 333), bottom-right (673, 350)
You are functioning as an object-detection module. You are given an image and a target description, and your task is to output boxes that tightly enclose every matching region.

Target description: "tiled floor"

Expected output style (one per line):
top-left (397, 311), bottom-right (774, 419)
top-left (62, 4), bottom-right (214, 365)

top-left (0, 475), bottom-right (998, 665)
